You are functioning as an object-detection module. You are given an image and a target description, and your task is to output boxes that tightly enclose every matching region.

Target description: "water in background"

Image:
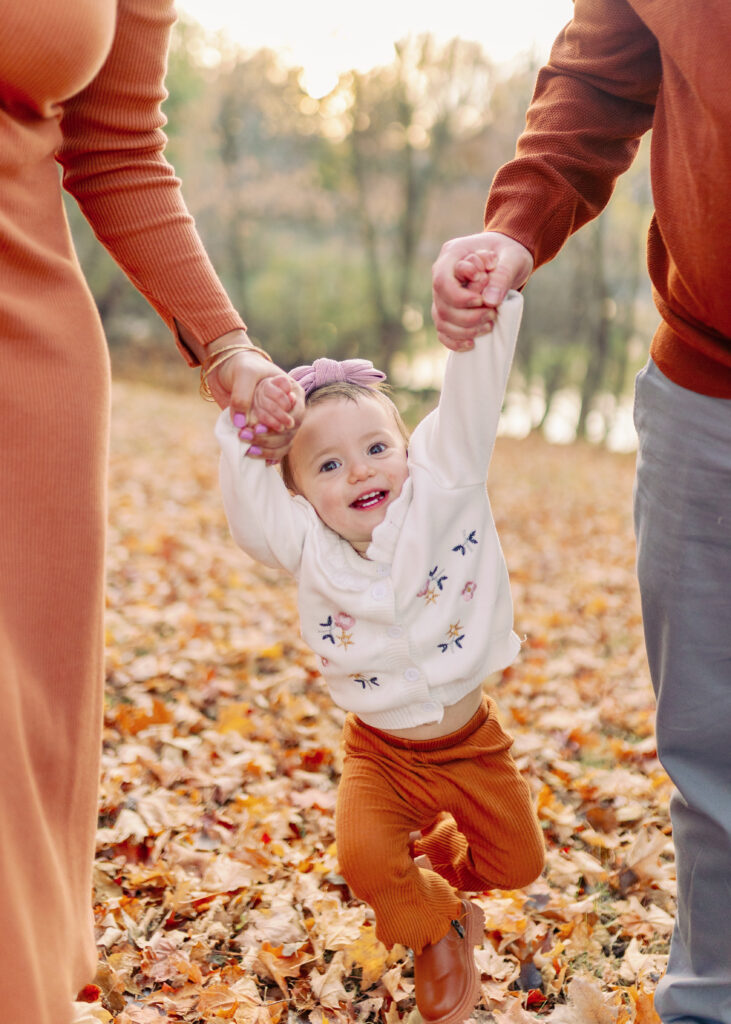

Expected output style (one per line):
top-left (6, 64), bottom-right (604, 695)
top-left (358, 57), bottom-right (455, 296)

top-left (499, 388), bottom-right (637, 452)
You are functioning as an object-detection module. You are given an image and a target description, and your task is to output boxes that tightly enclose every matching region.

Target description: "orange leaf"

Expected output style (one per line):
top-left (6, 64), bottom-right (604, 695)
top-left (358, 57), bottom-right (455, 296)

top-left (629, 986), bottom-right (662, 1023)
top-left (76, 984), bottom-right (102, 1003)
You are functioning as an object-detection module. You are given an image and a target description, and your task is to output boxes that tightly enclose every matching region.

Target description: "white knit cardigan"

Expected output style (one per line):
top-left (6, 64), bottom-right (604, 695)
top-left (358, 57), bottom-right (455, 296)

top-left (216, 291), bottom-right (523, 730)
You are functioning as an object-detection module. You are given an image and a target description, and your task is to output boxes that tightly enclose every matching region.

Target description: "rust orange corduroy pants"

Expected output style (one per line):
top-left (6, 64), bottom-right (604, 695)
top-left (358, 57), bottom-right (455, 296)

top-left (335, 695), bottom-right (545, 954)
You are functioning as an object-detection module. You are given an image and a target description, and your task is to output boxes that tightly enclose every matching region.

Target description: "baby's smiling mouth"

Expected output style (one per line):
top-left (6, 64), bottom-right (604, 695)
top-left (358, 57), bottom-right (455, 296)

top-left (350, 490), bottom-right (387, 510)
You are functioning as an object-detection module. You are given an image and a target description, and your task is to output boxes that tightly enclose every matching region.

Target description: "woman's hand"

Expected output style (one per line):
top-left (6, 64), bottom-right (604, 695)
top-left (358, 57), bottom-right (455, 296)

top-left (230, 374), bottom-right (304, 462)
top-left (202, 330), bottom-right (305, 462)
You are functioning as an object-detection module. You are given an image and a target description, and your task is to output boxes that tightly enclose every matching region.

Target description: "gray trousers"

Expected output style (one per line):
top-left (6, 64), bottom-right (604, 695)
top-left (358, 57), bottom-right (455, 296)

top-left (633, 359), bottom-right (731, 1023)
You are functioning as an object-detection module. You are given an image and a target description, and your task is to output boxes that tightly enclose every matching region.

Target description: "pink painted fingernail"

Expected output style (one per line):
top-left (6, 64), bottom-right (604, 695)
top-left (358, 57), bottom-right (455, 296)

top-left (233, 412), bottom-right (247, 428)
top-left (254, 423), bottom-right (268, 435)
top-left (239, 428), bottom-right (254, 440)
top-left (246, 445), bottom-right (262, 457)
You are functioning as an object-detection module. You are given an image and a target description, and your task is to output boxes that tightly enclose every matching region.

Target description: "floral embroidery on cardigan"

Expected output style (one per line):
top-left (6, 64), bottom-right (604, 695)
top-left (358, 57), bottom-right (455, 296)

top-left (461, 581), bottom-right (477, 601)
top-left (438, 620), bottom-right (465, 653)
top-left (349, 673), bottom-right (380, 690)
top-left (452, 529), bottom-right (478, 556)
top-left (417, 565), bottom-right (448, 604)
top-left (319, 612), bottom-right (355, 649)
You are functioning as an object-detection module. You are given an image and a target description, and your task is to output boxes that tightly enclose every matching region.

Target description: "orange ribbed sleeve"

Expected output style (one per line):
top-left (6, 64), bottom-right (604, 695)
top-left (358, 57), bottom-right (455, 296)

top-left (57, 0), bottom-right (245, 363)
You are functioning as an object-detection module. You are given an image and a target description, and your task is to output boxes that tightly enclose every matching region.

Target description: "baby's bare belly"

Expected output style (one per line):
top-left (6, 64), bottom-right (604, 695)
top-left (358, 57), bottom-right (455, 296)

top-left (383, 685), bottom-right (484, 740)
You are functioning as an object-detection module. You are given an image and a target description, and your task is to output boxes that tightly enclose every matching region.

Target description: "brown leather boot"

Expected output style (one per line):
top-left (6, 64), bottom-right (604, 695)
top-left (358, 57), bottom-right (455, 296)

top-left (413, 900), bottom-right (484, 1024)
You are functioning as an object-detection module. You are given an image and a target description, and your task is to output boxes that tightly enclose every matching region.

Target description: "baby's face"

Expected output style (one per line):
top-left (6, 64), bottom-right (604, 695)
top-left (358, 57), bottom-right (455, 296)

top-left (288, 395), bottom-right (409, 555)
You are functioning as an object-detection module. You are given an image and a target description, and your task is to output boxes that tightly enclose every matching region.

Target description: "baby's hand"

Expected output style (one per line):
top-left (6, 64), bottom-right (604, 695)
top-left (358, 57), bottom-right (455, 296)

top-left (250, 374), bottom-right (297, 431)
top-left (233, 373), bottom-right (302, 463)
top-left (454, 249), bottom-right (499, 295)
top-left (447, 250), bottom-right (500, 343)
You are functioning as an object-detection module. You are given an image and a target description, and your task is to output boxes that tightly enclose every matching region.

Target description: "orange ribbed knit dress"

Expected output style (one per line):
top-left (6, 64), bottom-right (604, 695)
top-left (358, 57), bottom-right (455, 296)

top-left (0, 4), bottom-right (244, 1022)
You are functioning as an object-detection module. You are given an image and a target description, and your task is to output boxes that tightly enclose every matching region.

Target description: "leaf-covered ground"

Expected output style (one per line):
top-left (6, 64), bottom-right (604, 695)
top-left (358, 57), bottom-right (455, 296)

top-left (83, 381), bottom-right (674, 1024)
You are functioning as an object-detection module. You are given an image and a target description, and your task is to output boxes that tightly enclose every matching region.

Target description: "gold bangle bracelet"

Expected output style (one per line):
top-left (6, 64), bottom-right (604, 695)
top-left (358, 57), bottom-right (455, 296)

top-left (199, 344), bottom-right (273, 401)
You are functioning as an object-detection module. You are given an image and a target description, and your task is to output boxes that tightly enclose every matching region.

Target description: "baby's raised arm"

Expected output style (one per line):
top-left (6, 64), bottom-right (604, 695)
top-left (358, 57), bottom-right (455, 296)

top-left (411, 291), bottom-right (523, 484)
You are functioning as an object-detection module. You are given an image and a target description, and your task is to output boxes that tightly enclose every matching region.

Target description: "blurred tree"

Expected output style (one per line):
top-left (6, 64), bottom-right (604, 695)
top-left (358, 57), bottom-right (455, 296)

top-left (207, 50), bottom-right (311, 314)
top-left (62, 13), bottom-right (655, 446)
top-left (508, 135), bottom-right (653, 438)
top-left (318, 35), bottom-right (498, 377)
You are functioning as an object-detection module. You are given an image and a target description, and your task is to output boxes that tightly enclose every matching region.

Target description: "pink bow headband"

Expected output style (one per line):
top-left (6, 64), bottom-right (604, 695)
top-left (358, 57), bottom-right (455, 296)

top-left (290, 357), bottom-right (386, 398)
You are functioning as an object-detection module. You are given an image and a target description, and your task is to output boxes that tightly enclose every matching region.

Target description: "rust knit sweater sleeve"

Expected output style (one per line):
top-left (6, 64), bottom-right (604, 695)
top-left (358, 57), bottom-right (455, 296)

top-left (56, 0), bottom-right (245, 362)
top-left (484, 0), bottom-right (660, 270)
top-left (484, 0), bottom-right (731, 396)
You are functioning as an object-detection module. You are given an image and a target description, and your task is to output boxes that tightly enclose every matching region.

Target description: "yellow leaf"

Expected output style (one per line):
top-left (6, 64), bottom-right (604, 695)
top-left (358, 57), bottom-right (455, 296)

top-left (217, 701), bottom-right (255, 734)
top-left (344, 928), bottom-right (390, 989)
top-left (628, 987), bottom-right (662, 1024)
top-left (259, 643), bottom-right (284, 659)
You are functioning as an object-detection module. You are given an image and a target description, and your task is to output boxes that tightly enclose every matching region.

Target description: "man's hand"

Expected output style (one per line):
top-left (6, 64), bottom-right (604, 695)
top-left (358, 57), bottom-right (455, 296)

top-left (431, 232), bottom-right (534, 350)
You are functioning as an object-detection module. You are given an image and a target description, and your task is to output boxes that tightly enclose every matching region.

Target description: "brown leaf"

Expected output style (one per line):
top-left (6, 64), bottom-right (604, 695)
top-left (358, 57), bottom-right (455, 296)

top-left (256, 942), bottom-right (316, 992)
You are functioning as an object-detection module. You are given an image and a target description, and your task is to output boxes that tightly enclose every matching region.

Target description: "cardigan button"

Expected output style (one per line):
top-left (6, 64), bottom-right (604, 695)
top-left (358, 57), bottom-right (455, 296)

top-left (387, 625), bottom-right (403, 638)
top-left (371, 582), bottom-right (388, 600)
top-left (403, 667), bottom-right (420, 682)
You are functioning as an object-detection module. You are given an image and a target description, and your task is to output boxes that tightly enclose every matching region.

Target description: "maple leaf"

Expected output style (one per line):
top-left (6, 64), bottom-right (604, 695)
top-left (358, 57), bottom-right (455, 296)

top-left (546, 975), bottom-right (620, 1022)
top-left (115, 1007), bottom-right (166, 1024)
top-left (492, 996), bottom-right (536, 1022)
top-left (196, 983), bottom-right (240, 1017)
top-left (375, 961), bottom-right (415, 1003)
top-left (614, 894), bottom-right (674, 939)
top-left (343, 927), bottom-right (391, 990)
top-left (256, 941), bottom-right (316, 992)
top-left (308, 893), bottom-right (368, 950)
top-left (140, 931), bottom-right (202, 986)
top-left (71, 1000), bottom-right (113, 1024)
top-left (628, 986), bottom-right (662, 1024)
top-left (474, 943), bottom-right (519, 984)
top-left (618, 937), bottom-right (669, 985)
top-left (618, 826), bottom-right (674, 890)
top-left (309, 951), bottom-right (350, 1008)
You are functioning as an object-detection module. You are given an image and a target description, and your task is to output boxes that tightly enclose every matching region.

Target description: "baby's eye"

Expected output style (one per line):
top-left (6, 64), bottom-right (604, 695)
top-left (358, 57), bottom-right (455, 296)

top-left (320, 459), bottom-right (340, 473)
top-left (368, 442), bottom-right (387, 455)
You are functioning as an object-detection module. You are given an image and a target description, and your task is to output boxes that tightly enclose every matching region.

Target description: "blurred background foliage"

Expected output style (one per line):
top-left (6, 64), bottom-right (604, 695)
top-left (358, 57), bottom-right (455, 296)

top-left (65, 14), bottom-right (654, 444)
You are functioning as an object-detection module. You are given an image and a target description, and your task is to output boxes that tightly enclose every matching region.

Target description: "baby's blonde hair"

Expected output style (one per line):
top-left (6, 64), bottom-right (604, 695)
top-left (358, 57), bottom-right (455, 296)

top-left (281, 382), bottom-right (409, 494)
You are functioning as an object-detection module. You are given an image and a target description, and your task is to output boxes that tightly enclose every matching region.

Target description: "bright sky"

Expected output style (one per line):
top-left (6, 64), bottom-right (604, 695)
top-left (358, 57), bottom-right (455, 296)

top-left (176, 0), bottom-right (575, 97)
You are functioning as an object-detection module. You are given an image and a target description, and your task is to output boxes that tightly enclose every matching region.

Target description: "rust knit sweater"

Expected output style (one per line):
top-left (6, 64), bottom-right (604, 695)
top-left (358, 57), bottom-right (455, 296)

top-left (484, 0), bottom-right (731, 398)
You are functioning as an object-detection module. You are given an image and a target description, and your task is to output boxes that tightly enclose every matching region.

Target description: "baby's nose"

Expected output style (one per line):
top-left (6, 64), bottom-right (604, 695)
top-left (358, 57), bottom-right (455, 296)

top-left (350, 460), bottom-right (372, 480)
